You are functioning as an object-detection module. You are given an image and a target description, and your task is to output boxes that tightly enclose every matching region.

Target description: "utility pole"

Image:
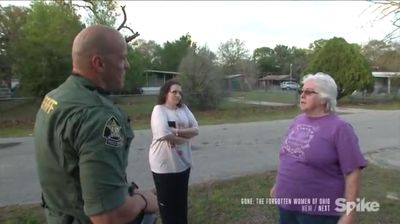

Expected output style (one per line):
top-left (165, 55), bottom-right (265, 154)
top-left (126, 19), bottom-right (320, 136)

top-left (289, 63), bottom-right (293, 80)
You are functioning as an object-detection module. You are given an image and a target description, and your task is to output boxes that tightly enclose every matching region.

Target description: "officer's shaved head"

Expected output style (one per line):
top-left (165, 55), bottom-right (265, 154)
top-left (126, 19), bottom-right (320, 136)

top-left (72, 25), bottom-right (125, 72)
top-left (71, 25), bottom-right (129, 91)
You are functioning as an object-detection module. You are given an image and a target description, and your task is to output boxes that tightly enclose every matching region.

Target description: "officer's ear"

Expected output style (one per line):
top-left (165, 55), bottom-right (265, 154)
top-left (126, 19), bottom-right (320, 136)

top-left (92, 54), bottom-right (105, 72)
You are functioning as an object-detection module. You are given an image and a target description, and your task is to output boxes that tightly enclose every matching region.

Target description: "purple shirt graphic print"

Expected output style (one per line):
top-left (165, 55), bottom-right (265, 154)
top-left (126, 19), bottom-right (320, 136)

top-left (281, 124), bottom-right (316, 161)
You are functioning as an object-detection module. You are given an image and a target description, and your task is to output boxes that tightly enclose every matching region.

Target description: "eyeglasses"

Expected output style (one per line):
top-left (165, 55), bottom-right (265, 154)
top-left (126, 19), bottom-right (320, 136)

top-left (169, 90), bottom-right (182, 95)
top-left (298, 89), bottom-right (318, 96)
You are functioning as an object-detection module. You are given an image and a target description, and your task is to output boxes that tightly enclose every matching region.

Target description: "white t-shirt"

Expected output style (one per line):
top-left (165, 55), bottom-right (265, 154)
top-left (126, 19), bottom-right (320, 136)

top-left (149, 104), bottom-right (199, 173)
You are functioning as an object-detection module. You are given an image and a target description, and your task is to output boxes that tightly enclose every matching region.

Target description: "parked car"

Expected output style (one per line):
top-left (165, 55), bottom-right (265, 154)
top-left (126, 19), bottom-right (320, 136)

top-left (133, 87), bottom-right (143, 94)
top-left (280, 81), bottom-right (300, 91)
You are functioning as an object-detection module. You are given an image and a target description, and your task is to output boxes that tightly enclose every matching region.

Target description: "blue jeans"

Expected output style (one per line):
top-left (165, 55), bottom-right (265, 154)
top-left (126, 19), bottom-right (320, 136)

top-left (279, 207), bottom-right (340, 224)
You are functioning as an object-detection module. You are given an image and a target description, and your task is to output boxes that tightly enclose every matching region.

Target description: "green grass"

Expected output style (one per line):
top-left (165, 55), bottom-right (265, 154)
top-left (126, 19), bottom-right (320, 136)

top-left (357, 165), bottom-right (400, 224)
top-left (1, 91), bottom-right (400, 137)
top-left (0, 203), bottom-right (45, 224)
top-left (187, 164), bottom-right (400, 224)
top-left (0, 99), bottom-right (38, 137)
top-left (116, 95), bottom-right (300, 128)
top-left (0, 95), bottom-right (301, 137)
top-left (187, 171), bottom-right (278, 224)
top-left (115, 95), bottom-right (158, 115)
top-left (339, 100), bottom-right (400, 110)
top-left (116, 96), bottom-right (300, 129)
top-left (195, 100), bottom-right (299, 124)
top-left (0, 99), bottom-right (39, 120)
top-left (1, 164), bottom-right (399, 224)
top-left (115, 95), bottom-right (157, 129)
top-left (0, 127), bottom-right (33, 138)
top-left (231, 89), bottom-right (298, 104)
top-left (339, 94), bottom-right (400, 110)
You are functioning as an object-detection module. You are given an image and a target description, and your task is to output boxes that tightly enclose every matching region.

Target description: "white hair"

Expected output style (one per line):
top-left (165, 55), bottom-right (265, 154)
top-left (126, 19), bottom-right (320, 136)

top-left (302, 72), bottom-right (338, 113)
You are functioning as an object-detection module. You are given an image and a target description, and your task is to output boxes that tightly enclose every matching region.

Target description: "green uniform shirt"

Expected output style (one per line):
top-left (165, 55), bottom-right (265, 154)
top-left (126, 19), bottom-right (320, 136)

top-left (34, 74), bottom-right (134, 222)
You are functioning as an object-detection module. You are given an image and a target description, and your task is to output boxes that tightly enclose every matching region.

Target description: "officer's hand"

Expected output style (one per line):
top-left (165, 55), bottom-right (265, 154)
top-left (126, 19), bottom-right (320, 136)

top-left (139, 190), bottom-right (159, 214)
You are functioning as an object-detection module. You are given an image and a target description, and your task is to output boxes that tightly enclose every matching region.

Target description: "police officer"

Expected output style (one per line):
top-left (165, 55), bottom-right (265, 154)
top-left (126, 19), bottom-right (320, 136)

top-left (34, 25), bottom-right (158, 223)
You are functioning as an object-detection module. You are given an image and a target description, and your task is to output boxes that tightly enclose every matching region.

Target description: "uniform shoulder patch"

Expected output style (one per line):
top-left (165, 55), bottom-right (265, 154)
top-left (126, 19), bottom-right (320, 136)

top-left (103, 116), bottom-right (123, 147)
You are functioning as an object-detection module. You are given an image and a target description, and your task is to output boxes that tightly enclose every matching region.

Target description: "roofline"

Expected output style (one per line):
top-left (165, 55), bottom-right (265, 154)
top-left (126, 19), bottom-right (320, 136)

top-left (372, 71), bottom-right (400, 78)
top-left (144, 69), bottom-right (181, 75)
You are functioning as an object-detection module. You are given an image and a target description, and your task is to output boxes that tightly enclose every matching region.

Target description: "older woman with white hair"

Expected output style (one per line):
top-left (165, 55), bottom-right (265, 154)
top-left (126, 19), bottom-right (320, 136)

top-left (270, 72), bottom-right (367, 224)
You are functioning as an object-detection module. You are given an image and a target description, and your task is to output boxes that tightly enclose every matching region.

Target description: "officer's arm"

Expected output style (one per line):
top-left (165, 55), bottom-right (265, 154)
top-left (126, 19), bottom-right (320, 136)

top-left (90, 190), bottom-right (158, 224)
top-left (75, 110), bottom-right (157, 223)
top-left (89, 194), bottom-right (145, 224)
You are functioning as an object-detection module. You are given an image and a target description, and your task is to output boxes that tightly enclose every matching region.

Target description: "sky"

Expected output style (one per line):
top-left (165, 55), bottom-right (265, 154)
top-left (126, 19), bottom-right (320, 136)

top-left (2, 1), bottom-right (396, 52)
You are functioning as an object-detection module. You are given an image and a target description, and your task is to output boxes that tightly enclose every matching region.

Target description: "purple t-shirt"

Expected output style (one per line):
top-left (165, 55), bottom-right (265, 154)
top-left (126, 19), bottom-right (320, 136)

top-left (275, 113), bottom-right (367, 216)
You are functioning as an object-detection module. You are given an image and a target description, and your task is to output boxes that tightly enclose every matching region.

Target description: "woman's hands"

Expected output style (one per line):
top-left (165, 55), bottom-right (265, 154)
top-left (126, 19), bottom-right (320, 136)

top-left (171, 126), bottom-right (199, 139)
top-left (171, 127), bottom-right (179, 136)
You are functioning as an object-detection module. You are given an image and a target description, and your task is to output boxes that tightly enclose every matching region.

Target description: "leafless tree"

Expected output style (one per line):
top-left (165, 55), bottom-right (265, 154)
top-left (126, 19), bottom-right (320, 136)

top-left (368, 0), bottom-right (400, 41)
top-left (115, 5), bottom-right (140, 43)
top-left (59, 0), bottom-right (139, 43)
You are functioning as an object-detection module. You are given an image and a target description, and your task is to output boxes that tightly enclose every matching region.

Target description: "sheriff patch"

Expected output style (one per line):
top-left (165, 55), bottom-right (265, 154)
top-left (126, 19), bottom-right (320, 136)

top-left (103, 116), bottom-right (123, 147)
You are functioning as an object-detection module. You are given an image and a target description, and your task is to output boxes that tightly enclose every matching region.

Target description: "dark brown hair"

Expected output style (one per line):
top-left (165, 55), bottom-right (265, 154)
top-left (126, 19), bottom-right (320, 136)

top-left (157, 79), bottom-right (183, 107)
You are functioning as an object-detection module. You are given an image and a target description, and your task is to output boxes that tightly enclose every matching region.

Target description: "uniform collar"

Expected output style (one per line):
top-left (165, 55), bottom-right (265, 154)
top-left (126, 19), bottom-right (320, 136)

top-left (70, 73), bottom-right (111, 95)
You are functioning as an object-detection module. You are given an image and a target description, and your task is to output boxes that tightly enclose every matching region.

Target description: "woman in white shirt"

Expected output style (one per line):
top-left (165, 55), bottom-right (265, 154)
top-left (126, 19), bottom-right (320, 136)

top-left (149, 79), bottom-right (199, 224)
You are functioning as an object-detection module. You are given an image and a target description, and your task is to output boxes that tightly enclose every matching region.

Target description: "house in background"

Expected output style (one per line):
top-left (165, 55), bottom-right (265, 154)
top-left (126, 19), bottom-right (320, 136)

top-left (224, 74), bottom-right (255, 92)
top-left (372, 71), bottom-right (400, 94)
top-left (224, 74), bottom-right (244, 91)
top-left (142, 69), bottom-right (181, 95)
top-left (0, 78), bottom-right (19, 98)
top-left (257, 74), bottom-right (290, 89)
top-left (0, 84), bottom-right (11, 98)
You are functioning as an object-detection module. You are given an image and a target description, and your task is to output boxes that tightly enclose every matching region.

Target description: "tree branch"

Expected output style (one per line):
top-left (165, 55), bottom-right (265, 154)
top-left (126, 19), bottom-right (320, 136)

top-left (376, 4), bottom-right (398, 21)
top-left (384, 26), bottom-right (400, 41)
top-left (116, 5), bottom-right (126, 30)
top-left (370, 0), bottom-right (400, 41)
top-left (121, 26), bottom-right (140, 42)
top-left (116, 5), bottom-right (140, 43)
top-left (70, 2), bottom-right (140, 43)
top-left (72, 1), bottom-right (102, 24)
